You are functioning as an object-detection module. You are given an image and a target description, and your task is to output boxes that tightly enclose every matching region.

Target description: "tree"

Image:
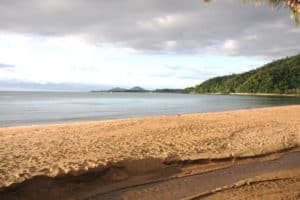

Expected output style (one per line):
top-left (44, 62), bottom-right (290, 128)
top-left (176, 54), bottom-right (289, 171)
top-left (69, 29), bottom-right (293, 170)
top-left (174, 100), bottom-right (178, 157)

top-left (186, 53), bottom-right (300, 94)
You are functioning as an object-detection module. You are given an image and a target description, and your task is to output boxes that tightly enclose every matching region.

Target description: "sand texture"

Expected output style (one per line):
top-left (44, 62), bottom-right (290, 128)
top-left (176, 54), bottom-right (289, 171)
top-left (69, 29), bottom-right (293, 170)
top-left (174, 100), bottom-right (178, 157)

top-left (0, 105), bottom-right (299, 188)
top-left (92, 151), bottom-right (299, 200)
top-left (201, 169), bottom-right (300, 200)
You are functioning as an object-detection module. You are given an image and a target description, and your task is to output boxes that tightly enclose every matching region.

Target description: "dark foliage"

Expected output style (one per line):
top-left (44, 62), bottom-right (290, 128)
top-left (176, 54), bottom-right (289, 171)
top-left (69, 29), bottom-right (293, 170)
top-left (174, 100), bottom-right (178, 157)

top-left (188, 53), bottom-right (300, 94)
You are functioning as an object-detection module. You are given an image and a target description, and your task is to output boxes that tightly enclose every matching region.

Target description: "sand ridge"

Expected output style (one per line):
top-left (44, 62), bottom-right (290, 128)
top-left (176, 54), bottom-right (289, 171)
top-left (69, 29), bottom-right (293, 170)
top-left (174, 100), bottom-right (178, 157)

top-left (0, 105), bottom-right (299, 188)
top-left (200, 169), bottom-right (300, 200)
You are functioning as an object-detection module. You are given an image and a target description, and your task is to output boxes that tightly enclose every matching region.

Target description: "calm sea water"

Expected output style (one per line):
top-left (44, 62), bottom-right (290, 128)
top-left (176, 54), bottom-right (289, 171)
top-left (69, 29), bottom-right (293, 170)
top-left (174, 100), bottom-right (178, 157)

top-left (0, 91), bottom-right (299, 127)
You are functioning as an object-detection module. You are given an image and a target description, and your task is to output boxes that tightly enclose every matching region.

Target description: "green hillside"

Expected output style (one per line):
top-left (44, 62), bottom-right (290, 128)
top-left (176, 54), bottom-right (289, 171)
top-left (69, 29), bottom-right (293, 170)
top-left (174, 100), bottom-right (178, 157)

top-left (187, 53), bottom-right (300, 94)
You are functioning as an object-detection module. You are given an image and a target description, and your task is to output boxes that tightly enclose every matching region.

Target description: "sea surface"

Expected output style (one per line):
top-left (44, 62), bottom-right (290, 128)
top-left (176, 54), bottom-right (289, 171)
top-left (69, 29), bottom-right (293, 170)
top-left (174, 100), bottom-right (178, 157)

top-left (0, 91), bottom-right (300, 127)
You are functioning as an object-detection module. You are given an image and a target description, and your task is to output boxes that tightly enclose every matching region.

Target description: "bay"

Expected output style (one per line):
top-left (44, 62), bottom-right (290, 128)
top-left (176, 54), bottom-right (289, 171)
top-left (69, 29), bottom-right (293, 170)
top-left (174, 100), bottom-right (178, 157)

top-left (0, 91), bottom-right (299, 127)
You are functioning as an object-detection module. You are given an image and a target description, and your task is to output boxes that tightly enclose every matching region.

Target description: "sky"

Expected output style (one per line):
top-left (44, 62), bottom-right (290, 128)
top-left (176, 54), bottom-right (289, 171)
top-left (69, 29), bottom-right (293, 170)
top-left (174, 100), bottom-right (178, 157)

top-left (0, 0), bottom-right (299, 90)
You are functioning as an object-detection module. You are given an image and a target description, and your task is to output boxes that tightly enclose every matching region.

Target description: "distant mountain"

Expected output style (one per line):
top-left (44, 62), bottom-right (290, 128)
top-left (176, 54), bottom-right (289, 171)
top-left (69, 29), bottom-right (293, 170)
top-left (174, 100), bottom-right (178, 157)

top-left (108, 87), bottom-right (127, 92)
top-left (92, 86), bottom-right (147, 92)
top-left (129, 86), bottom-right (145, 91)
top-left (187, 53), bottom-right (300, 94)
top-left (92, 87), bottom-right (189, 93)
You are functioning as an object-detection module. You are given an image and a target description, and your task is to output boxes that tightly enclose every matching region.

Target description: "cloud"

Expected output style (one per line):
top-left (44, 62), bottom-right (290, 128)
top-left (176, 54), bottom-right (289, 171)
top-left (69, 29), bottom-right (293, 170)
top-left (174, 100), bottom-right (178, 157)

top-left (223, 40), bottom-right (239, 54)
top-left (0, 63), bottom-right (15, 69)
top-left (0, 79), bottom-right (112, 91)
top-left (0, 0), bottom-right (299, 58)
top-left (151, 65), bottom-right (217, 82)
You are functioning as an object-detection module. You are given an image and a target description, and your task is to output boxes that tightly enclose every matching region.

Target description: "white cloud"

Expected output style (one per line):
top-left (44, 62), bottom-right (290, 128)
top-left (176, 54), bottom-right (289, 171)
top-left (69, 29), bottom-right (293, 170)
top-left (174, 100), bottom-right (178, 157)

top-left (154, 14), bottom-right (185, 28)
top-left (0, 33), bottom-right (216, 88)
top-left (223, 39), bottom-right (239, 54)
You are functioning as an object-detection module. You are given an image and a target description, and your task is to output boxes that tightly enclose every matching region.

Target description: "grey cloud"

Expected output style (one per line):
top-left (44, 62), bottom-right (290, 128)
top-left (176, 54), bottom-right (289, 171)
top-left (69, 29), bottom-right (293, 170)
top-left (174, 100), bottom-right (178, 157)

top-left (0, 63), bottom-right (15, 69)
top-left (174, 68), bottom-right (218, 80)
top-left (152, 65), bottom-right (217, 80)
top-left (0, 0), bottom-right (299, 58)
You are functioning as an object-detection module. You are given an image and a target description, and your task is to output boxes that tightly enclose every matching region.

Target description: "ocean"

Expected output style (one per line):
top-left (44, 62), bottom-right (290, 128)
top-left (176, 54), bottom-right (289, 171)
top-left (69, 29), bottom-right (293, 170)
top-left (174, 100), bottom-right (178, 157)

top-left (0, 91), bottom-right (299, 127)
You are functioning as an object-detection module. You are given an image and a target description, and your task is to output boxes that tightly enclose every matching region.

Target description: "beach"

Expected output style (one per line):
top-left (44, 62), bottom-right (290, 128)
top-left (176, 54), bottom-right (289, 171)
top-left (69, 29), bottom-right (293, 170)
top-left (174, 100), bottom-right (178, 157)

top-left (0, 105), bottom-right (299, 199)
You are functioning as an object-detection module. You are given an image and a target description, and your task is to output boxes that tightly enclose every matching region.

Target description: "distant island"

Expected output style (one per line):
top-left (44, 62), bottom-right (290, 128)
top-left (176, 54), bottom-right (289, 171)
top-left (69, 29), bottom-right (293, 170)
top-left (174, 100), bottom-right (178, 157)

top-left (91, 86), bottom-right (147, 93)
top-left (186, 53), bottom-right (300, 95)
top-left (91, 86), bottom-right (186, 93)
top-left (108, 86), bottom-right (147, 92)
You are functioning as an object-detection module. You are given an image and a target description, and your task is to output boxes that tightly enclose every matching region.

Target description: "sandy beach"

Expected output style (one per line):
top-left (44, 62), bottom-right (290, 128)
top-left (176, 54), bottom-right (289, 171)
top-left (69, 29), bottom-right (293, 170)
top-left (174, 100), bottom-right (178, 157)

top-left (0, 105), bottom-right (299, 199)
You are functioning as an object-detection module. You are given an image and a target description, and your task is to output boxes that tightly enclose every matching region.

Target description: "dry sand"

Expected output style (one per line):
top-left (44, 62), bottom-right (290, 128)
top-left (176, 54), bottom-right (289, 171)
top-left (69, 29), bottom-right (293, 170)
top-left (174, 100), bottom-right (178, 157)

top-left (0, 105), bottom-right (299, 189)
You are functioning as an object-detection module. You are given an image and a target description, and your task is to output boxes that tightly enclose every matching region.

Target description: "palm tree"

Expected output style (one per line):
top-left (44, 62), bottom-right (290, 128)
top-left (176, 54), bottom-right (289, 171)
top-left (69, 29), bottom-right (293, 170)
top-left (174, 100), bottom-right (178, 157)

top-left (285, 0), bottom-right (300, 13)
top-left (285, 0), bottom-right (300, 25)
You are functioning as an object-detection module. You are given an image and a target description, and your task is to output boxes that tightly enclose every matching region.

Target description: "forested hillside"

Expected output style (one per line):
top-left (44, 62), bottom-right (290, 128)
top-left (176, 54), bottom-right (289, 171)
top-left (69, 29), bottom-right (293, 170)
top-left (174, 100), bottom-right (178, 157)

top-left (187, 53), bottom-right (300, 94)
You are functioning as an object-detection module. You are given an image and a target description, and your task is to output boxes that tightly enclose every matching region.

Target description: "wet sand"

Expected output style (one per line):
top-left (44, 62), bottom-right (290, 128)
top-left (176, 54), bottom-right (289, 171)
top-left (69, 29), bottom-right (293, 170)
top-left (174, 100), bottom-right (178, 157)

top-left (94, 151), bottom-right (300, 200)
top-left (1, 150), bottom-right (299, 200)
top-left (0, 105), bottom-right (299, 199)
top-left (202, 170), bottom-right (300, 200)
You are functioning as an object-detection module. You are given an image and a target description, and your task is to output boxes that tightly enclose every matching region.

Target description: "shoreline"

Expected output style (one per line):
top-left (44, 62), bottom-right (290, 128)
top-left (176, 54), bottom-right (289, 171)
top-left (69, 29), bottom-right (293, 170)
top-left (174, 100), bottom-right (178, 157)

top-left (188, 92), bottom-right (300, 97)
top-left (229, 92), bottom-right (300, 97)
top-left (0, 105), bottom-right (299, 199)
